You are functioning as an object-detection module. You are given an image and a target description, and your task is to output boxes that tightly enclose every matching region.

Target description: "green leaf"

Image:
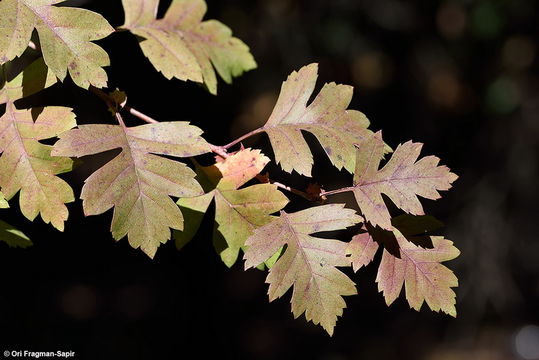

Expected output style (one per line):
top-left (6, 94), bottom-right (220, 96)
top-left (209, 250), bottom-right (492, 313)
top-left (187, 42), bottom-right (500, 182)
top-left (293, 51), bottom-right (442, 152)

top-left (0, 0), bottom-right (114, 89)
top-left (214, 183), bottom-right (288, 267)
top-left (376, 229), bottom-right (460, 316)
top-left (52, 122), bottom-right (210, 258)
top-left (174, 149), bottom-right (288, 266)
top-left (121, 0), bottom-right (257, 95)
top-left (0, 219), bottom-right (32, 248)
top-left (262, 63), bottom-right (378, 176)
top-left (0, 57), bottom-right (57, 104)
top-left (353, 131), bottom-right (458, 230)
top-left (174, 191), bottom-right (213, 250)
top-left (244, 204), bottom-right (363, 336)
top-left (0, 103), bottom-right (76, 230)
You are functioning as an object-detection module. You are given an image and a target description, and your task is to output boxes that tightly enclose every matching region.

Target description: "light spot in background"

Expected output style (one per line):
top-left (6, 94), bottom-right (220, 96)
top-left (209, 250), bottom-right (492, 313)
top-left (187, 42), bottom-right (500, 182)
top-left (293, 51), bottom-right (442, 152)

top-left (323, 20), bottom-right (355, 55)
top-left (427, 68), bottom-right (462, 109)
top-left (365, 0), bottom-right (416, 31)
top-left (437, 1), bottom-right (468, 39)
top-left (515, 325), bottom-right (539, 360)
top-left (502, 36), bottom-right (537, 71)
top-left (59, 284), bottom-right (98, 320)
top-left (486, 76), bottom-right (521, 114)
top-left (471, 1), bottom-right (504, 39)
top-left (352, 51), bottom-right (393, 89)
top-left (114, 283), bottom-right (152, 320)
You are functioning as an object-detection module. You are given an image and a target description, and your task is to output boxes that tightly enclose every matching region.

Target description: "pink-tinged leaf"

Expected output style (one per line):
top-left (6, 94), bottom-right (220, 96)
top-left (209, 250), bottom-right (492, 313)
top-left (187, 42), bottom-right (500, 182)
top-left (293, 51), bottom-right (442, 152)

top-left (0, 103), bottom-right (76, 230)
top-left (244, 204), bottom-right (362, 336)
top-left (262, 63), bottom-right (379, 176)
top-left (353, 132), bottom-right (458, 230)
top-left (121, 0), bottom-right (256, 94)
top-left (376, 229), bottom-right (460, 316)
top-left (214, 148), bottom-right (269, 190)
top-left (346, 230), bottom-right (379, 272)
top-left (52, 122), bottom-right (210, 258)
top-left (0, 0), bottom-right (114, 88)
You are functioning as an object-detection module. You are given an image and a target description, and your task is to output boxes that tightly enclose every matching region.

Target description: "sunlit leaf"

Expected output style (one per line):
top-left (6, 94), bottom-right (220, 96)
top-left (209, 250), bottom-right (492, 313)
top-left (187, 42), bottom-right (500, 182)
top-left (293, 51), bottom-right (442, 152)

top-left (244, 204), bottom-right (362, 335)
top-left (122, 0), bottom-right (256, 94)
top-left (0, 0), bottom-right (114, 88)
top-left (376, 229), bottom-right (460, 316)
top-left (262, 63), bottom-right (377, 176)
top-left (0, 103), bottom-right (76, 230)
top-left (346, 227), bottom-right (379, 272)
top-left (353, 131), bottom-right (457, 230)
top-left (52, 121), bottom-right (210, 258)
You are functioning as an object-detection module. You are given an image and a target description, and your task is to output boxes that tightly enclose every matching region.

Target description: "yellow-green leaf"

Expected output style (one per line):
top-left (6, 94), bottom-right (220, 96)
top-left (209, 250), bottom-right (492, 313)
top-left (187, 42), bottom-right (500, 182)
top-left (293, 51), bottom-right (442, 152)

top-left (121, 0), bottom-right (257, 94)
top-left (52, 122), bottom-right (210, 258)
top-left (0, 191), bottom-right (8, 208)
top-left (244, 204), bottom-right (362, 336)
top-left (262, 63), bottom-right (377, 176)
top-left (0, 57), bottom-right (57, 104)
top-left (214, 183), bottom-right (288, 267)
top-left (0, 103), bottom-right (76, 230)
top-left (0, 0), bottom-right (114, 88)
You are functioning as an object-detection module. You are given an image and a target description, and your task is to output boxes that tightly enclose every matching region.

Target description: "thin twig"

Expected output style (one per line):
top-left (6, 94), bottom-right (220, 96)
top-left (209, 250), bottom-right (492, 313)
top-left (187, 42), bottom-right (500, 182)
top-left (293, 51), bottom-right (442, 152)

top-left (127, 106), bottom-right (158, 123)
top-left (319, 186), bottom-right (355, 197)
top-left (257, 175), bottom-right (315, 201)
top-left (223, 128), bottom-right (265, 149)
top-left (209, 144), bottom-right (229, 159)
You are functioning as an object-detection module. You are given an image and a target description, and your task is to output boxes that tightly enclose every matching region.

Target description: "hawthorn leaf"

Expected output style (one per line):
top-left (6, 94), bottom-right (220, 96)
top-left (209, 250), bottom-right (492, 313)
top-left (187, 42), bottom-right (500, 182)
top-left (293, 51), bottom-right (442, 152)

top-left (215, 183), bottom-right (288, 267)
top-left (376, 229), bottom-right (460, 316)
top-left (262, 63), bottom-right (377, 176)
top-left (0, 0), bottom-right (114, 88)
top-left (0, 57), bottom-right (57, 104)
top-left (121, 0), bottom-right (257, 94)
top-left (0, 192), bottom-right (8, 208)
top-left (214, 148), bottom-right (269, 189)
top-left (353, 131), bottom-right (458, 230)
top-left (244, 204), bottom-right (362, 335)
top-left (52, 122), bottom-right (210, 258)
top-left (0, 103), bottom-right (76, 230)
top-left (346, 228), bottom-right (379, 272)
top-left (0, 219), bottom-right (32, 248)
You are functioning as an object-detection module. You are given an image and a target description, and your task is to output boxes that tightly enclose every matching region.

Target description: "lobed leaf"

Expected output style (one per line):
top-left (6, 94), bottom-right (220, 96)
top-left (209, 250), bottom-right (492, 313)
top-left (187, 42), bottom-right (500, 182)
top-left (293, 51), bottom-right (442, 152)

top-left (0, 0), bottom-right (114, 89)
top-left (376, 229), bottom-right (460, 316)
top-left (244, 204), bottom-right (363, 335)
top-left (122, 0), bottom-right (257, 94)
top-left (353, 131), bottom-right (458, 230)
top-left (0, 103), bottom-right (76, 230)
top-left (262, 63), bottom-right (377, 176)
top-left (52, 122), bottom-right (210, 258)
top-left (174, 149), bottom-right (287, 266)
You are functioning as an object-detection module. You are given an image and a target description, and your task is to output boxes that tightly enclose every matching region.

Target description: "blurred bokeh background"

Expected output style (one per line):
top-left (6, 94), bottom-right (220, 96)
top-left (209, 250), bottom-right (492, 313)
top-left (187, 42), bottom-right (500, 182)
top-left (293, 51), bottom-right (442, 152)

top-left (1, 0), bottom-right (539, 359)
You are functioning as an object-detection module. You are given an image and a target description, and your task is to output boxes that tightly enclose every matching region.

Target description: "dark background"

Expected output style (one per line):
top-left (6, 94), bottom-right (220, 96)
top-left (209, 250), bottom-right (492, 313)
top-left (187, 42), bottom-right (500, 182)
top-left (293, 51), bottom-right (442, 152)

top-left (1, 0), bottom-right (539, 359)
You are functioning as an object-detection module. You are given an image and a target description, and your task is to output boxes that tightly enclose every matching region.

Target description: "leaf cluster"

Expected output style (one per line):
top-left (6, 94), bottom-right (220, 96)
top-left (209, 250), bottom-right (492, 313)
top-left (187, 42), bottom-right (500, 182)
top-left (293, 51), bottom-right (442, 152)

top-left (0, 0), bottom-right (459, 335)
